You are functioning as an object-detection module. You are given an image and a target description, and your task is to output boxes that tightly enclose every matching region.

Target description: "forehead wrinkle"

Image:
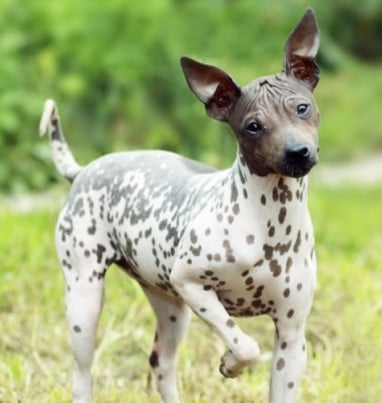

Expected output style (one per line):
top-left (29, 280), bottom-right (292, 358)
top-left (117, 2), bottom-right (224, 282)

top-left (244, 75), bottom-right (300, 109)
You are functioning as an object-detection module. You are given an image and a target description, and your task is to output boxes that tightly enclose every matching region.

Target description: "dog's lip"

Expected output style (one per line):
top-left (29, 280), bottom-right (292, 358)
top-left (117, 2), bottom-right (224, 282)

top-left (278, 157), bottom-right (317, 178)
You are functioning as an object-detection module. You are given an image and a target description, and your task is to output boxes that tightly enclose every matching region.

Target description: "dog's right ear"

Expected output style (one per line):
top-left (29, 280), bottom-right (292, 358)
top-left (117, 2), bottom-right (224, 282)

top-left (180, 57), bottom-right (241, 122)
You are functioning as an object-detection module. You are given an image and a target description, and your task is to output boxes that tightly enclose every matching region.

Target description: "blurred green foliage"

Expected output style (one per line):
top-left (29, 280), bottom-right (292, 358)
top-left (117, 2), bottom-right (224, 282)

top-left (0, 0), bottom-right (381, 193)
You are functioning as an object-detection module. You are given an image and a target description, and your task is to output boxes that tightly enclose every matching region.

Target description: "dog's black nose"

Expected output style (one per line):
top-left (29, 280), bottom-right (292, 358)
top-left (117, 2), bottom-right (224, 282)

top-left (286, 144), bottom-right (311, 163)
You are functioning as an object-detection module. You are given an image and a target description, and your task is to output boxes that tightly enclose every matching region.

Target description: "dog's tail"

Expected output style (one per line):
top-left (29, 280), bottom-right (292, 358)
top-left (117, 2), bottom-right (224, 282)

top-left (39, 99), bottom-right (82, 183)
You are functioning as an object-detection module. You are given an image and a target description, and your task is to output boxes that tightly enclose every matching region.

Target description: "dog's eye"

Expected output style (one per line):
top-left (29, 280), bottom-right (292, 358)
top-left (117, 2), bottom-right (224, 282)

top-left (297, 103), bottom-right (310, 115)
top-left (245, 121), bottom-right (263, 136)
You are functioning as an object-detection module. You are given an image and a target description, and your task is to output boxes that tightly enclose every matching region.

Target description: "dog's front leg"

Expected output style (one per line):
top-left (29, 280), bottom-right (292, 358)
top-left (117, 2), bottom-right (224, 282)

top-left (171, 263), bottom-right (260, 377)
top-left (269, 318), bottom-right (308, 403)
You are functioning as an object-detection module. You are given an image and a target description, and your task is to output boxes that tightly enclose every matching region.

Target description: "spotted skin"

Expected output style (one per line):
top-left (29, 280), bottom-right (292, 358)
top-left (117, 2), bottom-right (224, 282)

top-left (40, 9), bottom-right (320, 403)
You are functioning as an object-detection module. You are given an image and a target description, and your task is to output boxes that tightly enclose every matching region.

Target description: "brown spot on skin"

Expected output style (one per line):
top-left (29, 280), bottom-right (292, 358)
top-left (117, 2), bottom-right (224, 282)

top-left (281, 342), bottom-right (287, 350)
top-left (272, 187), bottom-right (278, 201)
top-left (149, 351), bottom-right (159, 368)
top-left (261, 194), bottom-right (266, 205)
top-left (203, 285), bottom-right (212, 291)
top-left (253, 285), bottom-right (264, 298)
top-left (245, 277), bottom-right (254, 285)
top-left (223, 239), bottom-right (235, 263)
top-left (228, 216), bottom-right (234, 224)
top-left (270, 260), bottom-right (282, 277)
top-left (278, 207), bottom-right (287, 224)
top-left (297, 283), bottom-right (303, 291)
top-left (241, 270), bottom-right (249, 277)
top-left (226, 319), bottom-right (235, 328)
top-left (286, 225), bottom-right (292, 235)
top-left (288, 382), bottom-right (294, 389)
top-left (287, 309), bottom-right (294, 318)
top-left (170, 315), bottom-right (177, 322)
top-left (237, 298), bottom-right (245, 306)
top-left (263, 244), bottom-right (274, 260)
top-left (252, 299), bottom-right (262, 309)
top-left (286, 257), bottom-right (293, 273)
top-left (275, 240), bottom-right (292, 255)
top-left (276, 358), bottom-right (285, 370)
top-left (293, 230), bottom-right (301, 253)
top-left (205, 228), bottom-right (211, 236)
top-left (232, 203), bottom-right (240, 215)
top-left (190, 245), bottom-right (202, 256)
top-left (254, 259), bottom-right (264, 267)
top-left (305, 232), bottom-right (309, 241)
top-left (73, 325), bottom-right (81, 333)
top-left (217, 214), bottom-right (223, 222)
top-left (207, 253), bottom-right (212, 261)
top-left (268, 226), bottom-right (275, 237)
top-left (246, 234), bottom-right (255, 244)
top-left (233, 337), bottom-right (238, 344)
top-left (213, 254), bottom-right (221, 262)
top-left (190, 229), bottom-right (198, 244)
top-left (283, 288), bottom-right (290, 298)
top-left (200, 307), bottom-right (207, 313)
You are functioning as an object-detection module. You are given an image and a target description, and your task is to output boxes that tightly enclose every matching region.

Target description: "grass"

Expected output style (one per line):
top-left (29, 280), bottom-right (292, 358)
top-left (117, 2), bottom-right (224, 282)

top-left (1, 182), bottom-right (382, 402)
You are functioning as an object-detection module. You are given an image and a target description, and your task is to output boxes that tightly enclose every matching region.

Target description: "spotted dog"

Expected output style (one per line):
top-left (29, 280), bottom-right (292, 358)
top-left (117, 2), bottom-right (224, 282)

top-left (40, 8), bottom-right (320, 403)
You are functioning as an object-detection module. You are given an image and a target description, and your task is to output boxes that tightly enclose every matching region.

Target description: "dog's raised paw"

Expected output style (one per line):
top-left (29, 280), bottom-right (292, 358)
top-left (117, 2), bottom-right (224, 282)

top-left (219, 350), bottom-right (244, 378)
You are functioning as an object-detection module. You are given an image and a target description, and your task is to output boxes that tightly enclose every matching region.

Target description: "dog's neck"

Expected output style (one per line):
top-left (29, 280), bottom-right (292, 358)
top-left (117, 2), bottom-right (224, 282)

top-left (231, 149), bottom-right (309, 210)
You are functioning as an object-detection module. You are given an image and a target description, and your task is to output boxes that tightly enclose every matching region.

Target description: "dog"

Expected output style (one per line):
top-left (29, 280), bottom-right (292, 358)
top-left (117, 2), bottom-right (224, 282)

top-left (40, 8), bottom-right (320, 403)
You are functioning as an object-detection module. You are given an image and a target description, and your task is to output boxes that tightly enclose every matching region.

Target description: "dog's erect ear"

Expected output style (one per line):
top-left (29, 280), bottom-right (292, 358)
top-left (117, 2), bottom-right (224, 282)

top-left (181, 57), bottom-right (241, 121)
top-left (283, 8), bottom-right (320, 90)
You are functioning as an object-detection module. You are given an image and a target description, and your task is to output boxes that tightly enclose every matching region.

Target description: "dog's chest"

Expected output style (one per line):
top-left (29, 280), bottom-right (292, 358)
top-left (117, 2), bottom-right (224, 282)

top-left (175, 183), bottom-right (316, 317)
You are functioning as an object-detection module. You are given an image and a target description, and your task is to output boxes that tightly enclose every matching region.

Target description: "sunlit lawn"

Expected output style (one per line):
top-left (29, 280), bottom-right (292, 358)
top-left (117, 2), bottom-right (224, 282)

top-left (1, 182), bottom-right (382, 402)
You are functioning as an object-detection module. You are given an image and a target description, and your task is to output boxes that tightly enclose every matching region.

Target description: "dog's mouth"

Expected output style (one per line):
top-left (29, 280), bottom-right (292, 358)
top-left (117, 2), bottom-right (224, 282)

top-left (275, 143), bottom-right (319, 178)
top-left (278, 156), bottom-right (318, 178)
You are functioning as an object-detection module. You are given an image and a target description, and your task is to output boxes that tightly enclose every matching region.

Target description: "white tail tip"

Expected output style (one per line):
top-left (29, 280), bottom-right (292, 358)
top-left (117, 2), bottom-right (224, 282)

top-left (39, 99), bottom-right (57, 137)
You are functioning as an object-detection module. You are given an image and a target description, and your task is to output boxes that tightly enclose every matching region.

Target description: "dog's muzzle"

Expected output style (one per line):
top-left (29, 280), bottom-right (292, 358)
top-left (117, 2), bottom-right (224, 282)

top-left (280, 143), bottom-right (318, 178)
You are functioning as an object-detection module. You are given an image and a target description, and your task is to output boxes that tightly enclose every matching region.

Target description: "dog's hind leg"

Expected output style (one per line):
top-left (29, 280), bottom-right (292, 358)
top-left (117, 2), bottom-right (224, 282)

top-left (57, 222), bottom-right (112, 402)
top-left (64, 274), bottom-right (105, 403)
top-left (144, 290), bottom-right (191, 403)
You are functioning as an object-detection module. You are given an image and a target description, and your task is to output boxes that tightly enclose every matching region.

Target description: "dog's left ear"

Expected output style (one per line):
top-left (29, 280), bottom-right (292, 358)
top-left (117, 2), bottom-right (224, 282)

top-left (283, 8), bottom-right (320, 90)
top-left (180, 57), bottom-right (241, 121)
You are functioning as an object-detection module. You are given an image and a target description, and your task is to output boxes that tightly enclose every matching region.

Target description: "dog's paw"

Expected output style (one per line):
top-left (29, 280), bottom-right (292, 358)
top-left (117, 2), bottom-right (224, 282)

top-left (219, 350), bottom-right (243, 378)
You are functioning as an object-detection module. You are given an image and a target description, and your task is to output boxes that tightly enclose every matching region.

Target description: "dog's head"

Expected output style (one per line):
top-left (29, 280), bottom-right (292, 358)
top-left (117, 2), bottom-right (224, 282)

top-left (181, 8), bottom-right (320, 178)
